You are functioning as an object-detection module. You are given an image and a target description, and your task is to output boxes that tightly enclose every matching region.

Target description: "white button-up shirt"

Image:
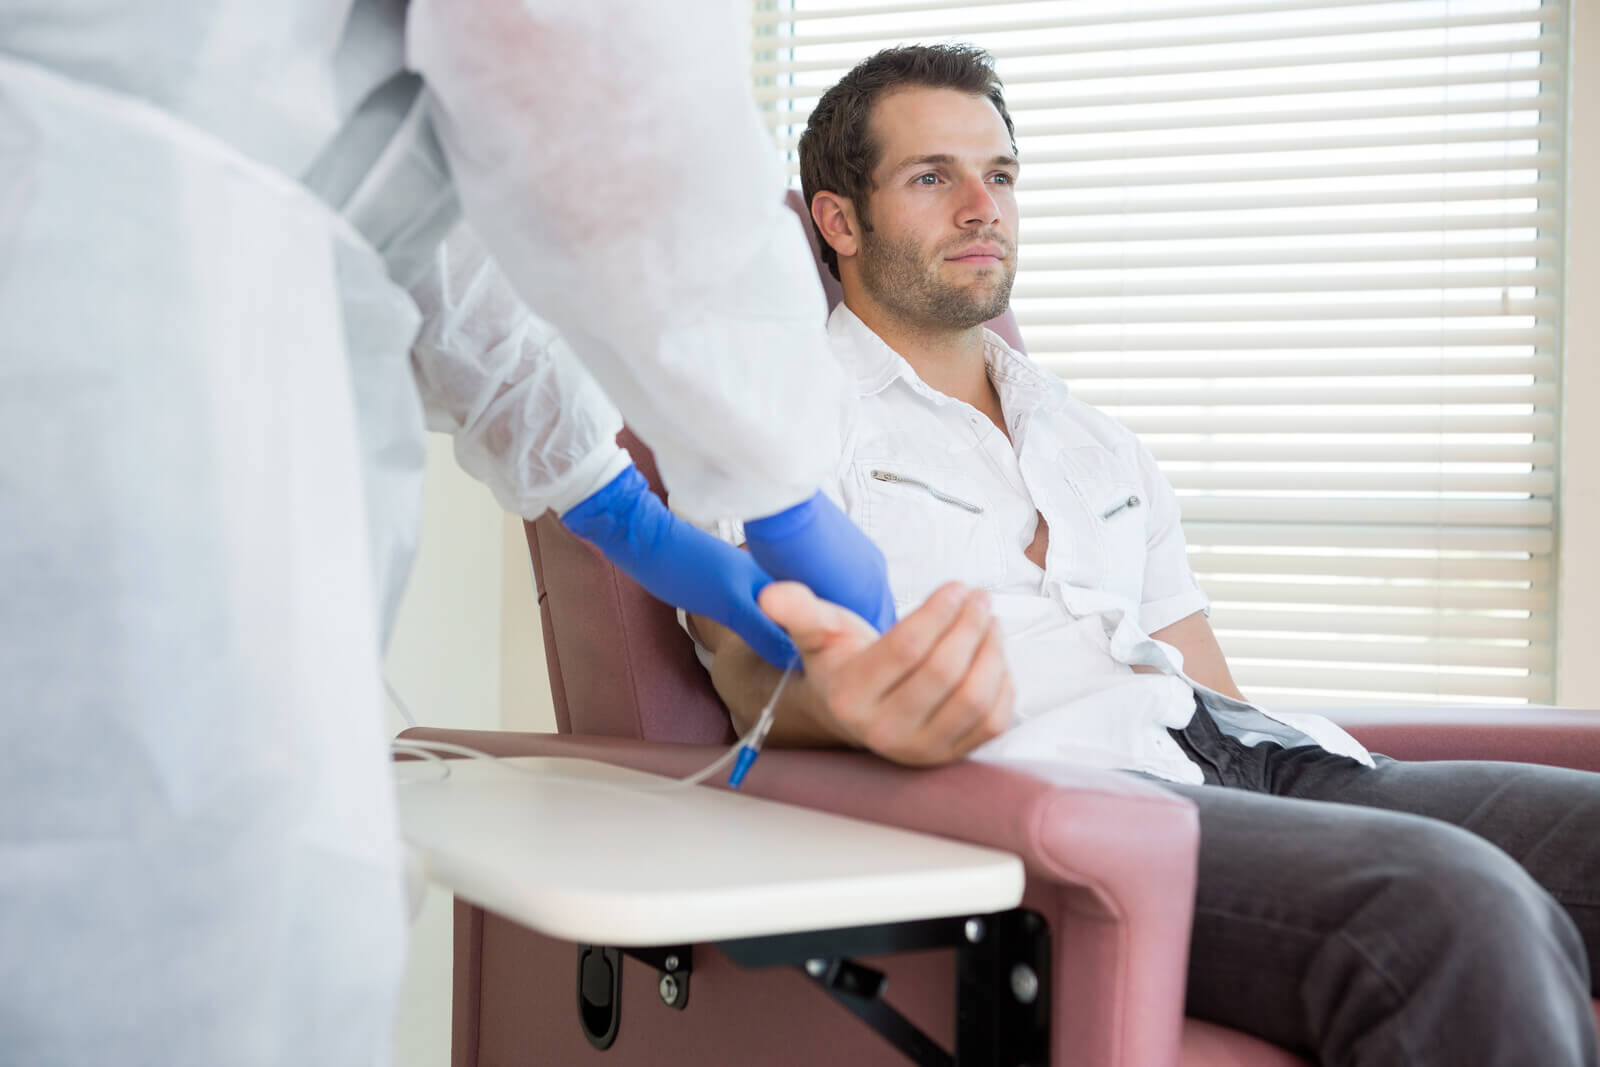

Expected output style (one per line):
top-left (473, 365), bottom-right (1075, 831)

top-left (696, 304), bottom-right (1374, 783)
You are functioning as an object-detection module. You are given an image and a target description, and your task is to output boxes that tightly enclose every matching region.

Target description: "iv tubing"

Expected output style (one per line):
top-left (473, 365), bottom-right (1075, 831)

top-left (391, 660), bottom-right (797, 793)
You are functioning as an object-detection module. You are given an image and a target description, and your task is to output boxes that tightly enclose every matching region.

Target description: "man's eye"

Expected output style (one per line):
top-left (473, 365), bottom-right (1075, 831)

top-left (914, 173), bottom-right (939, 185)
top-left (990, 173), bottom-right (1015, 186)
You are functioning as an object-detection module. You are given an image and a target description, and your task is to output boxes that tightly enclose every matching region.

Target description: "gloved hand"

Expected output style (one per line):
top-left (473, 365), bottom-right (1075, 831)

top-left (561, 465), bottom-right (798, 669)
top-left (743, 492), bottom-right (897, 634)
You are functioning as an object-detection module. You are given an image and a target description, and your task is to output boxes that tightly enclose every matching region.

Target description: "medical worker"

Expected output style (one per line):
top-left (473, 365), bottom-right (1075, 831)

top-left (0, 2), bottom-right (893, 1064)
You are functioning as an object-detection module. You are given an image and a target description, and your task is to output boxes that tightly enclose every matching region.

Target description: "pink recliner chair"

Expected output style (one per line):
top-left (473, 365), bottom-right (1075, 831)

top-left (400, 194), bottom-right (1600, 1066)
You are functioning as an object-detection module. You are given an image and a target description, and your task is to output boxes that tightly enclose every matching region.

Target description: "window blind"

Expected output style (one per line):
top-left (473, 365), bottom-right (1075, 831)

top-left (752, 0), bottom-right (1567, 707)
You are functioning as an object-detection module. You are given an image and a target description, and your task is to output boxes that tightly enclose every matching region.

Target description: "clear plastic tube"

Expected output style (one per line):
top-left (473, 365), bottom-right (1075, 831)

top-left (727, 661), bottom-right (791, 788)
top-left (390, 660), bottom-right (797, 793)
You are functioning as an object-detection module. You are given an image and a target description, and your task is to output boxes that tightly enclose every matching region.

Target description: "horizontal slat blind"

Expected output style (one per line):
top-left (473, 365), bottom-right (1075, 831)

top-left (753, 0), bottom-right (1566, 707)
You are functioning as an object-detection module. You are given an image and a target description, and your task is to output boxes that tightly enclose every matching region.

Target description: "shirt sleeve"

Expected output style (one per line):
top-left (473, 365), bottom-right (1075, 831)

top-left (409, 222), bottom-right (630, 519)
top-left (406, 0), bottom-right (846, 524)
top-left (1134, 438), bottom-right (1211, 635)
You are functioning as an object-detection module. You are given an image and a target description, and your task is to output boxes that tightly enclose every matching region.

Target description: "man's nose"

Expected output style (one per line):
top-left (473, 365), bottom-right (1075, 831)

top-left (956, 175), bottom-right (1001, 227)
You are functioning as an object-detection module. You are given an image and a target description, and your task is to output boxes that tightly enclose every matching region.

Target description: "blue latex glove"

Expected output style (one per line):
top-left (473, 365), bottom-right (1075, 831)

top-left (743, 492), bottom-right (897, 634)
top-left (561, 466), bottom-right (798, 669)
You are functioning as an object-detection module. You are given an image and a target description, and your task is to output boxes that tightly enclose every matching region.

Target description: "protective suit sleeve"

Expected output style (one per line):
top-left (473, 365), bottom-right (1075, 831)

top-left (562, 466), bottom-right (799, 669)
top-left (409, 222), bottom-right (631, 518)
top-left (405, 0), bottom-right (847, 525)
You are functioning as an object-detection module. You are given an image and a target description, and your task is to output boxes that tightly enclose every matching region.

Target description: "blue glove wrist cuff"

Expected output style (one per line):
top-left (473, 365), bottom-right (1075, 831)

top-left (561, 465), bottom-right (647, 546)
top-left (744, 492), bottom-right (822, 543)
top-left (741, 491), bottom-right (897, 634)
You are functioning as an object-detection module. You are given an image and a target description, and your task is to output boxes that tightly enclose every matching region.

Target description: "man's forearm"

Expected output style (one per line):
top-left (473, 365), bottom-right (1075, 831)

top-left (690, 583), bottom-right (1010, 766)
top-left (693, 613), bottom-right (858, 748)
top-left (1149, 611), bottom-right (1245, 702)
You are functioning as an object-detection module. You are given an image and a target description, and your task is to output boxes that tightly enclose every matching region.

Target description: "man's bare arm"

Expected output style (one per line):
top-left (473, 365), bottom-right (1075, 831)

top-left (690, 582), bottom-right (1015, 766)
top-left (1147, 610), bottom-right (1245, 701)
top-left (694, 612), bottom-right (851, 747)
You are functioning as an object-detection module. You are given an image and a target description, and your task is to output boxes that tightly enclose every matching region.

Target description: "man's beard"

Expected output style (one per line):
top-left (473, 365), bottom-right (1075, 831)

top-left (858, 226), bottom-right (1016, 330)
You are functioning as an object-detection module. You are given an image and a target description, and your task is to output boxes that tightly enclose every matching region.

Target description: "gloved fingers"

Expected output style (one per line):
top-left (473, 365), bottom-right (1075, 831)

top-left (729, 599), bottom-right (801, 670)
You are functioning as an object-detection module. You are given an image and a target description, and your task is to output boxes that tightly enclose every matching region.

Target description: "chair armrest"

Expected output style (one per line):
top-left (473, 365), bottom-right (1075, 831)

top-left (397, 727), bottom-right (1200, 1067)
top-left (1326, 706), bottom-right (1600, 773)
top-left (396, 728), bottom-right (1197, 913)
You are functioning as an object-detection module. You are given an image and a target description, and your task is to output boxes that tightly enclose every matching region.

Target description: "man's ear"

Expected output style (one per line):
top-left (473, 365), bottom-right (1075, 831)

top-left (811, 191), bottom-right (861, 263)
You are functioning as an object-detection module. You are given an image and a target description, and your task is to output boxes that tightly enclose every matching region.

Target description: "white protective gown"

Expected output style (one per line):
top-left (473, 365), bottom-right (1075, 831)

top-left (409, 223), bottom-right (634, 529)
top-left (0, 2), bottom-right (842, 1064)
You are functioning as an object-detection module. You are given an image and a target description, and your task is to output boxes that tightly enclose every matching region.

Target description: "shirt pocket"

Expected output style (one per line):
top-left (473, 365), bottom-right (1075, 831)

top-left (1058, 445), bottom-right (1148, 602)
top-left (851, 461), bottom-right (1007, 604)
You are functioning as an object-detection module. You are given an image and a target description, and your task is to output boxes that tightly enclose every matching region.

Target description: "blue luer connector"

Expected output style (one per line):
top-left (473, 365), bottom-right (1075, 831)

top-left (728, 746), bottom-right (760, 789)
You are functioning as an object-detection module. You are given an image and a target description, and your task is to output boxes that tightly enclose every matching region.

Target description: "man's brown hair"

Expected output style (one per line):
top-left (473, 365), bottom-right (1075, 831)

top-left (798, 44), bottom-right (1016, 280)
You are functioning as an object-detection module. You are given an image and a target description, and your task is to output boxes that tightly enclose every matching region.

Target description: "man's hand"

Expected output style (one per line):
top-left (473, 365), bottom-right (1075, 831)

top-left (757, 580), bottom-right (1014, 766)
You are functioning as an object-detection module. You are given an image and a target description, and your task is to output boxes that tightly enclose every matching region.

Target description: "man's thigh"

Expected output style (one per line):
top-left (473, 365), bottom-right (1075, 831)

top-left (1264, 749), bottom-right (1600, 957)
top-left (1152, 777), bottom-right (1593, 1060)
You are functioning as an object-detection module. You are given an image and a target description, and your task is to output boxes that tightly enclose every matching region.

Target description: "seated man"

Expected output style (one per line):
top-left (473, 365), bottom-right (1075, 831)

top-left (688, 44), bottom-right (1600, 1066)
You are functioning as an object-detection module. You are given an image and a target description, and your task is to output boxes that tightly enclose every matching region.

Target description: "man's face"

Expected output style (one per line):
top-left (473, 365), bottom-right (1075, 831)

top-left (854, 86), bottom-right (1019, 331)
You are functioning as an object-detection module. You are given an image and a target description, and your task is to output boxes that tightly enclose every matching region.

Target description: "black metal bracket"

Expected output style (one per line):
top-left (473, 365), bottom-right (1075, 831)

top-left (956, 909), bottom-right (1051, 1066)
top-left (718, 908), bottom-right (1050, 1067)
top-left (574, 943), bottom-right (693, 1047)
top-left (576, 944), bottom-right (622, 1050)
top-left (620, 944), bottom-right (693, 1011)
top-left (575, 913), bottom-right (1046, 1064)
top-left (800, 955), bottom-right (953, 1067)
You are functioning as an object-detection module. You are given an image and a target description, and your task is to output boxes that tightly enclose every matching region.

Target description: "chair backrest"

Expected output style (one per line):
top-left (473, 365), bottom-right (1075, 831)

top-left (526, 190), bottom-right (1025, 742)
top-left (524, 429), bottom-right (735, 743)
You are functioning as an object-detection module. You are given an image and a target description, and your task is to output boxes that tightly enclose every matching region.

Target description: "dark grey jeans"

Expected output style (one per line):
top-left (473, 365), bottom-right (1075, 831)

top-left (1149, 702), bottom-right (1600, 1066)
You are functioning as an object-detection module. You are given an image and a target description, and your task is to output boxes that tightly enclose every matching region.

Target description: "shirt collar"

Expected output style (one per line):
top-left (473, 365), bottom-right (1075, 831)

top-left (826, 302), bottom-right (1062, 412)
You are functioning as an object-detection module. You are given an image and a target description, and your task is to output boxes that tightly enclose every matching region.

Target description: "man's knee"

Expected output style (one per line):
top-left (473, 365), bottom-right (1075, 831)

top-left (1347, 817), bottom-right (1583, 969)
top-left (1305, 817), bottom-right (1593, 1063)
